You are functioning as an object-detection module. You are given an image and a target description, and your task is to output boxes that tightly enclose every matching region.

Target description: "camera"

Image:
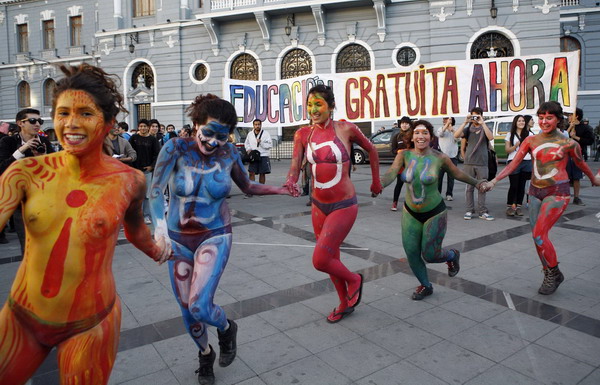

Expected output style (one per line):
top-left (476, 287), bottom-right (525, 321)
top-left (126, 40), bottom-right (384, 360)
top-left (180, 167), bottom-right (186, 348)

top-left (34, 137), bottom-right (46, 153)
top-left (472, 116), bottom-right (480, 121)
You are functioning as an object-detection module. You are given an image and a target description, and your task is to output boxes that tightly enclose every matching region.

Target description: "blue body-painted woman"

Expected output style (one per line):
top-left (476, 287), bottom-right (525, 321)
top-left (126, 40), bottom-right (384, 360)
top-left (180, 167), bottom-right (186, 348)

top-left (149, 95), bottom-right (297, 385)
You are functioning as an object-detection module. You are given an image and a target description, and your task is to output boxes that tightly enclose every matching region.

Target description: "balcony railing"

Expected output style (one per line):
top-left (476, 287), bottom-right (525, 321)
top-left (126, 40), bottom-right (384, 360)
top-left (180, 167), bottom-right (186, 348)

top-left (210, 0), bottom-right (257, 10)
top-left (561, 0), bottom-right (579, 6)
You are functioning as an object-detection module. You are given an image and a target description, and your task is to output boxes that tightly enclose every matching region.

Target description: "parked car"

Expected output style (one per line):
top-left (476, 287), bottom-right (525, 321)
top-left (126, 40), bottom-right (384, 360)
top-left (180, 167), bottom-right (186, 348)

top-left (484, 116), bottom-right (540, 160)
top-left (230, 126), bottom-right (250, 162)
top-left (352, 128), bottom-right (399, 164)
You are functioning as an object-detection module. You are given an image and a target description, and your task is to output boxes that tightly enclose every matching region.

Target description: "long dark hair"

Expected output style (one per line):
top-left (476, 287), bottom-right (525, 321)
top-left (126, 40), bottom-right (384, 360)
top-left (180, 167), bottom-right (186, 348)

top-left (509, 115), bottom-right (529, 145)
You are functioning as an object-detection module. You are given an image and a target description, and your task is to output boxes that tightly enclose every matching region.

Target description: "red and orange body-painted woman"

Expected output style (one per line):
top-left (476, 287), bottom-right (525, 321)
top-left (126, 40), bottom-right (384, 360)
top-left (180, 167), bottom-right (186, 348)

top-left (0, 64), bottom-right (170, 385)
top-left (284, 85), bottom-right (382, 323)
top-left (486, 101), bottom-right (600, 295)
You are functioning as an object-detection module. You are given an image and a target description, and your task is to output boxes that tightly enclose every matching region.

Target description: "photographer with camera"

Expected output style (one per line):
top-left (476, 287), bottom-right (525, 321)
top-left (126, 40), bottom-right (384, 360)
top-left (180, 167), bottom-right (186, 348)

top-left (453, 107), bottom-right (494, 221)
top-left (0, 108), bottom-right (55, 250)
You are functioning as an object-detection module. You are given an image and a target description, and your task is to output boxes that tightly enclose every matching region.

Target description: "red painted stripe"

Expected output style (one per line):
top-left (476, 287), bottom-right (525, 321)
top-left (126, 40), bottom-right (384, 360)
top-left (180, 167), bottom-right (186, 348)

top-left (41, 218), bottom-right (73, 298)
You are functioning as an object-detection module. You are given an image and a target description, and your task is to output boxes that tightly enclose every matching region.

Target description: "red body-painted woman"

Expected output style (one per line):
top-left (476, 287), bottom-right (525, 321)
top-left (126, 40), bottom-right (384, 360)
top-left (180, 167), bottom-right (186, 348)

top-left (485, 101), bottom-right (600, 294)
top-left (0, 65), bottom-right (170, 385)
top-left (284, 85), bottom-right (382, 323)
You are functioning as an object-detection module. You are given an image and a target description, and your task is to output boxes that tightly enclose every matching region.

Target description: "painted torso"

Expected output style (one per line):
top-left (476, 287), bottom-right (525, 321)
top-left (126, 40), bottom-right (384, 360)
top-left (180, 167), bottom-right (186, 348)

top-left (299, 122), bottom-right (355, 203)
top-left (526, 133), bottom-right (573, 189)
top-left (9, 152), bottom-right (141, 324)
top-left (401, 150), bottom-right (444, 212)
top-left (166, 138), bottom-right (234, 232)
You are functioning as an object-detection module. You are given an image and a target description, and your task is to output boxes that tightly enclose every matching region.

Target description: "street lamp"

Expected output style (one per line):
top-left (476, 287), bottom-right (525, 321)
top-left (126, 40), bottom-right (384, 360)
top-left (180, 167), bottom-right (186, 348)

top-left (285, 14), bottom-right (295, 36)
top-left (128, 32), bottom-right (138, 54)
top-left (490, 0), bottom-right (498, 19)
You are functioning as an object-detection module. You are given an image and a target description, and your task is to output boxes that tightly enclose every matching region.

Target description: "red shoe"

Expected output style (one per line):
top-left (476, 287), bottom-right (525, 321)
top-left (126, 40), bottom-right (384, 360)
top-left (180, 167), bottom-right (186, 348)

top-left (390, 202), bottom-right (398, 211)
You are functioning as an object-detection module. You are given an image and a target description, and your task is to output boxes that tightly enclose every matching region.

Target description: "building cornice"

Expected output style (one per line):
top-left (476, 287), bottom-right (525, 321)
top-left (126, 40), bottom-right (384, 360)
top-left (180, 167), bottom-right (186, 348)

top-left (0, 54), bottom-right (99, 70)
top-left (95, 20), bottom-right (204, 38)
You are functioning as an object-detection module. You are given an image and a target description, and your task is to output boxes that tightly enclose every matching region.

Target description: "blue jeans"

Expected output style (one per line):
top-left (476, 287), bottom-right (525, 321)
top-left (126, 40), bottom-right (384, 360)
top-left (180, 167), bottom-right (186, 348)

top-left (438, 157), bottom-right (458, 197)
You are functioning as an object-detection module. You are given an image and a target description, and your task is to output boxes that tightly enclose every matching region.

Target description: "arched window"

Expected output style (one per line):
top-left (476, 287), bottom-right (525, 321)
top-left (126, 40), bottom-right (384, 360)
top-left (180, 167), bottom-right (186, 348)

top-left (18, 82), bottom-right (31, 108)
top-left (336, 44), bottom-right (370, 73)
top-left (470, 32), bottom-right (514, 59)
top-left (281, 48), bottom-right (312, 79)
top-left (560, 36), bottom-right (581, 75)
top-left (230, 53), bottom-right (259, 80)
top-left (43, 79), bottom-right (56, 107)
top-left (132, 63), bottom-right (154, 89)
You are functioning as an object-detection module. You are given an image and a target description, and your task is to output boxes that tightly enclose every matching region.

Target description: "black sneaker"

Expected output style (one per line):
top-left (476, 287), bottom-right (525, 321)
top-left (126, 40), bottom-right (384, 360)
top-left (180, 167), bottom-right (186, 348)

top-left (573, 197), bottom-right (585, 206)
top-left (538, 265), bottom-right (564, 295)
top-left (217, 319), bottom-right (237, 367)
top-left (412, 285), bottom-right (433, 300)
top-left (196, 345), bottom-right (216, 385)
top-left (446, 249), bottom-right (460, 277)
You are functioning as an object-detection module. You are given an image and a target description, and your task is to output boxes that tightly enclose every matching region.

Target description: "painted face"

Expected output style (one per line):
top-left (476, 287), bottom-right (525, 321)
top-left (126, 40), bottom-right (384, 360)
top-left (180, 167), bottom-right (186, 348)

top-left (538, 112), bottom-right (559, 135)
top-left (54, 89), bottom-right (108, 155)
top-left (516, 117), bottom-right (526, 129)
top-left (138, 123), bottom-right (149, 136)
top-left (195, 119), bottom-right (230, 155)
top-left (307, 93), bottom-right (332, 125)
top-left (412, 125), bottom-right (431, 150)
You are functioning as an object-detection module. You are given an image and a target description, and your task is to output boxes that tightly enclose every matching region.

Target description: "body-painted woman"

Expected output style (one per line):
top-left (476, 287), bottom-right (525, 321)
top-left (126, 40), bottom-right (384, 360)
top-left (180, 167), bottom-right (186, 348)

top-left (381, 120), bottom-right (484, 300)
top-left (0, 64), bottom-right (170, 385)
top-left (485, 102), bottom-right (600, 294)
top-left (284, 85), bottom-right (382, 323)
top-left (149, 95), bottom-right (298, 385)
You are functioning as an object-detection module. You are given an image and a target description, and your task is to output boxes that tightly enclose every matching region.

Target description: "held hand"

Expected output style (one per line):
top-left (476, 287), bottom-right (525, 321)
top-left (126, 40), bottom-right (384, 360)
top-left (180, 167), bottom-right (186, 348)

top-left (370, 180), bottom-right (383, 197)
top-left (593, 174), bottom-right (600, 187)
top-left (153, 234), bottom-right (172, 265)
top-left (283, 180), bottom-right (300, 197)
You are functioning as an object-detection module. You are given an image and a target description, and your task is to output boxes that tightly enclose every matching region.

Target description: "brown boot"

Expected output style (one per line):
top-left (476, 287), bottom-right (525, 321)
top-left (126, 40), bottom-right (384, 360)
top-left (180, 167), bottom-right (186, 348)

top-left (538, 265), bottom-right (564, 295)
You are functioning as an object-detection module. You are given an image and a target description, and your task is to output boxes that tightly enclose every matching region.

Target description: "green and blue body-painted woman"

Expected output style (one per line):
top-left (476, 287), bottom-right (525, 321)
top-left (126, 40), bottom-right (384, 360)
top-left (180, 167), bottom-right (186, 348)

top-left (381, 120), bottom-right (485, 300)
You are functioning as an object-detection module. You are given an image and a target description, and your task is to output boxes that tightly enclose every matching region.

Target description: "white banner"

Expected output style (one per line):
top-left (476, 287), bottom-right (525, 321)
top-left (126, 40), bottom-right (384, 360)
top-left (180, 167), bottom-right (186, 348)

top-left (223, 51), bottom-right (579, 127)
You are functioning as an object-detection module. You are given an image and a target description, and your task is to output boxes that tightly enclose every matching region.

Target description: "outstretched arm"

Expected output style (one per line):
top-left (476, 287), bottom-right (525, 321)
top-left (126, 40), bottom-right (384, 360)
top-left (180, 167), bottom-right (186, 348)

top-left (124, 171), bottom-right (170, 264)
top-left (492, 137), bottom-right (532, 184)
top-left (349, 123), bottom-right (382, 195)
top-left (568, 141), bottom-right (600, 186)
top-left (381, 150), bottom-right (405, 188)
top-left (149, 140), bottom-right (179, 243)
top-left (443, 155), bottom-right (479, 186)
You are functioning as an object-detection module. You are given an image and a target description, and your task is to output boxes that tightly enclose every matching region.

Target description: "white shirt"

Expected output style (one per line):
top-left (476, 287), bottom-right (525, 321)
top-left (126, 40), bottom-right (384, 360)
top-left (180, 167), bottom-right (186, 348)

top-left (435, 126), bottom-right (458, 158)
top-left (504, 132), bottom-right (532, 161)
top-left (244, 129), bottom-right (272, 157)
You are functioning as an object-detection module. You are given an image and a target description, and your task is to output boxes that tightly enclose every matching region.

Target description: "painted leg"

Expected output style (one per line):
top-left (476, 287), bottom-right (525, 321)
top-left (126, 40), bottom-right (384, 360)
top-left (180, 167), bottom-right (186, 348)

top-left (0, 304), bottom-right (51, 385)
top-left (312, 204), bottom-right (360, 315)
top-left (529, 195), bottom-right (569, 268)
top-left (56, 298), bottom-right (122, 385)
top-left (401, 207), bottom-right (429, 287)
top-left (168, 242), bottom-right (209, 351)
top-left (420, 210), bottom-right (450, 264)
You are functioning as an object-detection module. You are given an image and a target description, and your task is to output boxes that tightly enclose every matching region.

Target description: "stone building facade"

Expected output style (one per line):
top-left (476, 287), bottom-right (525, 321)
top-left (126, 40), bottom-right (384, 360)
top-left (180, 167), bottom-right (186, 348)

top-left (0, 0), bottom-right (596, 137)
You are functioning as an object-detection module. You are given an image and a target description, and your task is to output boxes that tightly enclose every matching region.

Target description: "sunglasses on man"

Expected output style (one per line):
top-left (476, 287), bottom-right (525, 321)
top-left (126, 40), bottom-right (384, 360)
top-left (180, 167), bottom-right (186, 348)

top-left (20, 118), bottom-right (44, 125)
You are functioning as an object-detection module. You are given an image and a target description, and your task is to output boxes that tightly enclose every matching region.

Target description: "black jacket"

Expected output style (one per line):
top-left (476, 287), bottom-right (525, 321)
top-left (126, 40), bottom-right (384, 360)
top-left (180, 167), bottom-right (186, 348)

top-left (0, 134), bottom-right (55, 175)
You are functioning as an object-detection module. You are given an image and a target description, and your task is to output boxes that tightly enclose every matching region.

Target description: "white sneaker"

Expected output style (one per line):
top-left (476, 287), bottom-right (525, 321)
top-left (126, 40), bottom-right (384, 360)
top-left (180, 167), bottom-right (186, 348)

top-left (479, 212), bottom-right (495, 221)
top-left (446, 195), bottom-right (453, 201)
top-left (464, 212), bottom-right (473, 220)
top-left (144, 216), bottom-right (152, 225)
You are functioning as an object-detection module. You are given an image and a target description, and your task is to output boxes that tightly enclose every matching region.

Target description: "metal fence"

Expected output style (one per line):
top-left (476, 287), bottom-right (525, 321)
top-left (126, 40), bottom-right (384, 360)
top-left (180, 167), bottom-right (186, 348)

top-left (270, 139), bottom-right (294, 160)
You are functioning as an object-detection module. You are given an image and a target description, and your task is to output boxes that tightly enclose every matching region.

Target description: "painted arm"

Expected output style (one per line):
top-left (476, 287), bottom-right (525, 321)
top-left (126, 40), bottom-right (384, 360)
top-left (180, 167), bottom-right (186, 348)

top-left (232, 147), bottom-right (298, 196)
top-left (124, 170), bottom-right (171, 264)
top-left (149, 140), bottom-right (179, 259)
top-left (381, 150), bottom-right (405, 188)
top-left (349, 124), bottom-right (382, 195)
top-left (443, 155), bottom-right (480, 186)
top-left (284, 128), bottom-right (307, 195)
top-left (0, 162), bottom-right (28, 232)
top-left (491, 137), bottom-right (532, 185)
top-left (568, 141), bottom-right (600, 186)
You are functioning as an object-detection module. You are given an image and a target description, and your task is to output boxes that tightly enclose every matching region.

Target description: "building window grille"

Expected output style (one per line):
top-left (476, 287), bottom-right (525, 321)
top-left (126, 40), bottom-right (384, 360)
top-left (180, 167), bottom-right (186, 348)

top-left (18, 82), bottom-right (31, 108)
top-left (43, 79), bottom-right (56, 107)
top-left (396, 47), bottom-right (417, 67)
top-left (17, 24), bottom-right (28, 53)
top-left (70, 16), bottom-right (82, 46)
top-left (136, 103), bottom-right (152, 121)
top-left (470, 32), bottom-right (514, 59)
top-left (132, 63), bottom-right (154, 88)
top-left (230, 53), bottom-right (259, 80)
top-left (560, 36), bottom-right (581, 75)
top-left (336, 44), bottom-right (370, 73)
top-left (194, 64), bottom-right (208, 81)
top-left (281, 49), bottom-right (312, 79)
top-left (43, 20), bottom-right (55, 50)
top-left (133, 0), bottom-right (155, 17)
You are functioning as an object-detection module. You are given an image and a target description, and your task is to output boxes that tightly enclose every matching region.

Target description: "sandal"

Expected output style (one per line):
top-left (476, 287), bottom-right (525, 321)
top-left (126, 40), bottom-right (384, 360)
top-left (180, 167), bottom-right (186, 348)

top-left (326, 306), bottom-right (354, 323)
top-left (347, 273), bottom-right (364, 308)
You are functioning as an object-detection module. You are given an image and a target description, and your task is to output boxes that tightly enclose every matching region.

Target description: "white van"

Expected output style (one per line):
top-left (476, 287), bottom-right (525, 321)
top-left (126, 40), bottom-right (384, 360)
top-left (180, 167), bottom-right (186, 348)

top-left (483, 116), bottom-right (540, 160)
